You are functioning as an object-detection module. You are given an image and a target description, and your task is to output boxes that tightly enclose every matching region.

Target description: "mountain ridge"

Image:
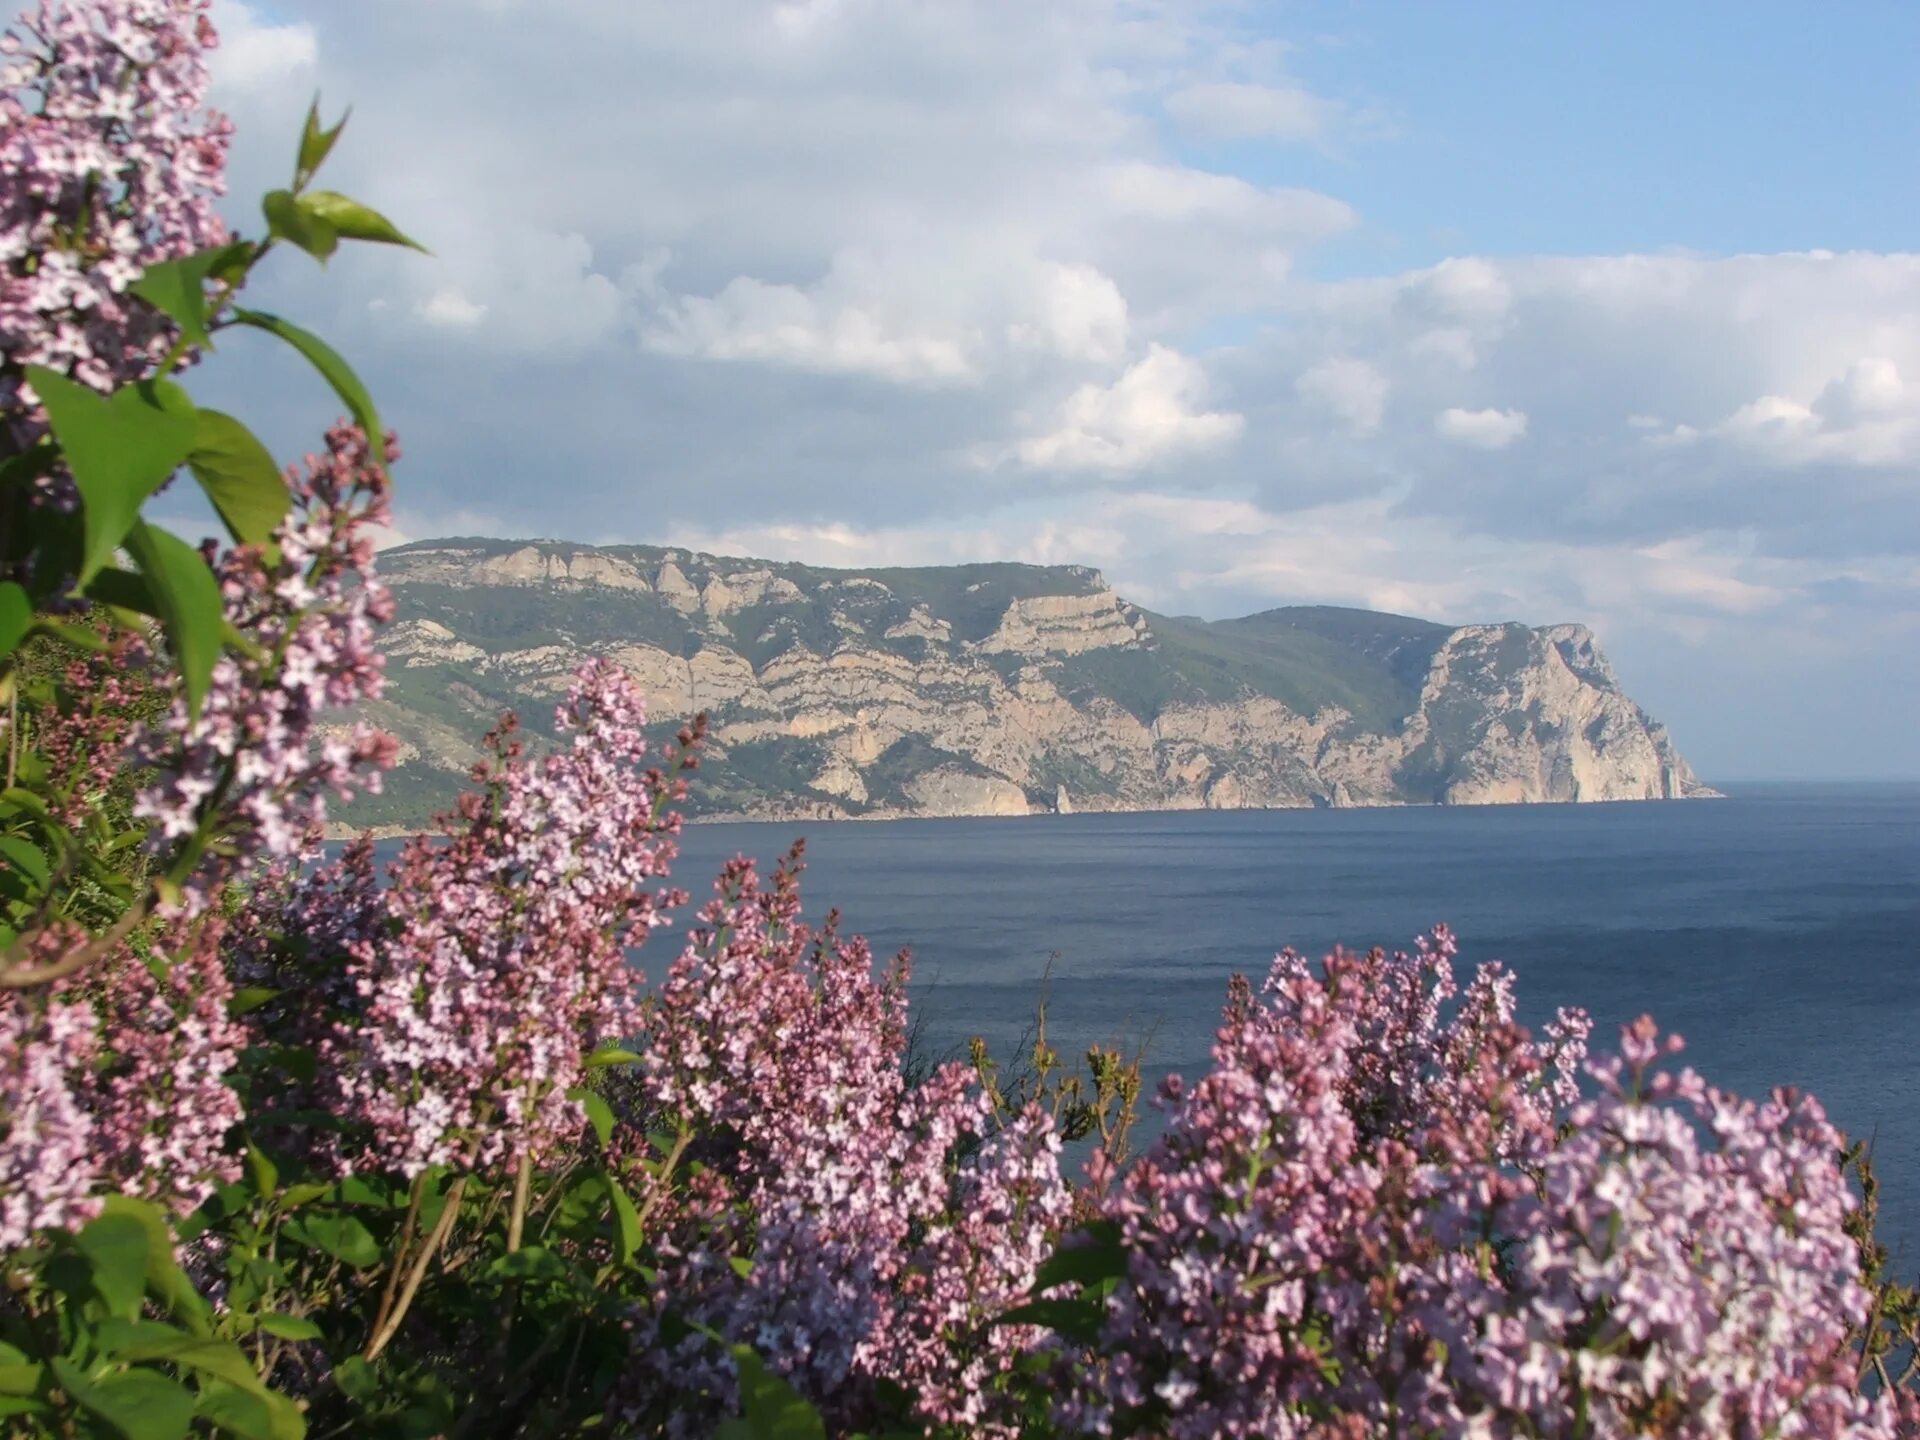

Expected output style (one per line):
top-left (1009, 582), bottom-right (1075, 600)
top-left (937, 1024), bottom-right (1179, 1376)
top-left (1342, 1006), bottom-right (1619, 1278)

top-left (335, 537), bottom-right (1718, 828)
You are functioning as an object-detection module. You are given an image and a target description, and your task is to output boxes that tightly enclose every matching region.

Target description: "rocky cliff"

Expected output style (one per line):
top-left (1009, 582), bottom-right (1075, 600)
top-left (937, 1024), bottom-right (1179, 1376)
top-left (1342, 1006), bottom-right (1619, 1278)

top-left (340, 538), bottom-right (1717, 827)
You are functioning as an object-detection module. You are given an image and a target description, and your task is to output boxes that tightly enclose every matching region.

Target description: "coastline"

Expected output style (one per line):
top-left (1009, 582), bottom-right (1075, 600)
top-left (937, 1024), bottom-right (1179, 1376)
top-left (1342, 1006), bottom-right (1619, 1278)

top-left (324, 786), bottom-right (1725, 842)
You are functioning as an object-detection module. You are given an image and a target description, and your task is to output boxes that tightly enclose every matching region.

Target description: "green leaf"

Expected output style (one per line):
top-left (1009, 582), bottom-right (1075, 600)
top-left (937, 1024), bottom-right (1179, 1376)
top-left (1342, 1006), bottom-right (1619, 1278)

top-left (0, 1361), bottom-right (42, 1397)
top-left (254, 1313), bottom-right (321, 1342)
top-left (0, 836), bottom-right (49, 890)
top-left (196, 1382), bottom-right (277, 1440)
top-left (28, 368), bottom-right (197, 583)
top-left (0, 582), bottom-right (30, 658)
top-left (1030, 1221), bottom-right (1128, 1293)
top-left (77, 1211), bottom-right (151, 1320)
top-left (728, 1347), bottom-right (827, 1440)
top-left (187, 411), bottom-right (290, 549)
top-left (198, 1381), bottom-right (306, 1440)
top-left (50, 1356), bottom-right (195, 1440)
top-left (122, 521), bottom-right (222, 720)
top-left (83, 565), bottom-right (161, 621)
top-left (294, 97), bottom-right (348, 190)
top-left (229, 987), bottom-right (279, 1017)
top-left (606, 1173), bottom-right (641, 1265)
top-left (277, 1183), bottom-right (330, 1213)
top-left (993, 1296), bottom-right (1107, 1344)
top-left (282, 1213), bottom-right (380, 1269)
top-left (99, 1196), bottom-right (212, 1336)
top-left (0, 789), bottom-right (51, 821)
top-left (116, 1336), bottom-right (275, 1398)
top-left (246, 1142), bottom-right (279, 1199)
top-left (294, 191), bottom-right (426, 253)
top-left (262, 188), bottom-right (337, 262)
top-left (585, 1046), bottom-right (642, 1068)
top-left (128, 244), bottom-right (251, 351)
top-left (487, 1247), bottom-right (567, 1282)
top-left (330, 1355), bottom-right (377, 1404)
top-left (94, 1318), bottom-right (189, 1357)
top-left (228, 310), bottom-right (383, 446)
top-left (568, 1088), bottom-right (615, 1148)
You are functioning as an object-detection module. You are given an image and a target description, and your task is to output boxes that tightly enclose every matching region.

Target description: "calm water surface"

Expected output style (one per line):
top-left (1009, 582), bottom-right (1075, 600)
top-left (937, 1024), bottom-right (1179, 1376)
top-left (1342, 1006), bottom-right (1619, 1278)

top-left (658, 783), bottom-right (1920, 1263)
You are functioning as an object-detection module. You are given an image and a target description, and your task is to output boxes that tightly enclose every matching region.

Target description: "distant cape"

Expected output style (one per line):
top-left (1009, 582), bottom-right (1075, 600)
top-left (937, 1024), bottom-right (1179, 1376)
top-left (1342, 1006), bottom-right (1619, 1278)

top-left (334, 537), bottom-right (1717, 829)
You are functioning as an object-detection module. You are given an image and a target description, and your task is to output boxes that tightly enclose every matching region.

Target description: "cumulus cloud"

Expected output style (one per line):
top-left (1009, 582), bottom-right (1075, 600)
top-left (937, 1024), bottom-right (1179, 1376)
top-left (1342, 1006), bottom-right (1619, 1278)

top-left (1013, 345), bottom-right (1244, 474)
top-left (1164, 80), bottom-right (1334, 142)
top-left (415, 288), bottom-right (487, 328)
top-left (1435, 406), bottom-right (1528, 449)
top-left (208, 0), bottom-right (316, 95)
top-left (1295, 358), bottom-right (1388, 434)
top-left (645, 274), bottom-right (976, 384)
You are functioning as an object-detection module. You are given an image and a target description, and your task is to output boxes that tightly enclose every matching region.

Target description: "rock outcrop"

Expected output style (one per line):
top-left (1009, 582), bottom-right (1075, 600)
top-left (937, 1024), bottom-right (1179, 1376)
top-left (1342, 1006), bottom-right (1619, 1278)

top-left (343, 537), bottom-right (1718, 828)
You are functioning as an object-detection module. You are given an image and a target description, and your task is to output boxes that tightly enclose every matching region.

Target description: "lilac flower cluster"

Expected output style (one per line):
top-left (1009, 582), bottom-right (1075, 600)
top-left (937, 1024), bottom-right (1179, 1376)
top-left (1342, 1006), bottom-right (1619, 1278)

top-left (0, 918), bottom-right (244, 1245)
top-left (1068, 932), bottom-right (1910, 1438)
top-left (0, 930), bottom-right (99, 1247)
top-left (323, 660), bottom-right (689, 1178)
top-left (1, 0), bottom-right (229, 486)
top-left (77, 918), bottom-right (244, 1213)
top-left (626, 850), bottom-right (1072, 1435)
top-left (133, 422), bottom-right (399, 913)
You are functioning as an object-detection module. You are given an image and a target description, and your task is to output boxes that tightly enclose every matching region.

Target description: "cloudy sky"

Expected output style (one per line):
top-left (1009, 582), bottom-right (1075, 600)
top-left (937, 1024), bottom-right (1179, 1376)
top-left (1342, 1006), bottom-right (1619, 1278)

top-left (184, 1), bottom-right (1920, 780)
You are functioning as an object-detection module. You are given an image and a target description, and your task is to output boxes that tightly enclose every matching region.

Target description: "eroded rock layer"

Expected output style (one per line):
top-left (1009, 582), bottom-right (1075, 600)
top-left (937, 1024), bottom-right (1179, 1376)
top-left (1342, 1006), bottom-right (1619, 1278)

top-left (346, 539), bottom-right (1717, 826)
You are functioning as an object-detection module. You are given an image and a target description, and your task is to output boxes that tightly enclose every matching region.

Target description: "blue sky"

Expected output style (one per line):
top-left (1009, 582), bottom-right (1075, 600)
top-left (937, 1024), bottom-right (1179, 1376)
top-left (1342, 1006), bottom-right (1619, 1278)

top-left (191, 0), bottom-right (1920, 780)
top-left (1235, 2), bottom-right (1920, 273)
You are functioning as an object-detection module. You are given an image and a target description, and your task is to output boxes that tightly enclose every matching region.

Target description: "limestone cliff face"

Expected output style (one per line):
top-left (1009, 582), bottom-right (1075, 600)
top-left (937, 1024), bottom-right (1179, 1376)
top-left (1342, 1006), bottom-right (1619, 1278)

top-left (348, 538), bottom-right (1717, 827)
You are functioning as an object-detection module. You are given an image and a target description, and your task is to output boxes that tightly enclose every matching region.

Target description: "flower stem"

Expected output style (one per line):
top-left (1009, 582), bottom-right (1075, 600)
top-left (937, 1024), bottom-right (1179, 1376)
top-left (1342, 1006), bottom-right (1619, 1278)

top-left (363, 1175), bottom-right (467, 1362)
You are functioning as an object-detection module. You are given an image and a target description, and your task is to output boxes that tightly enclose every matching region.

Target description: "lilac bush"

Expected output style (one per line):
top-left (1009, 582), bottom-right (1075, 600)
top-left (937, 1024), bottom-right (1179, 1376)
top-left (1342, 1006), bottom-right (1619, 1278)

top-left (1067, 934), bottom-right (1912, 1439)
top-left (623, 848), bottom-right (1070, 1433)
top-left (132, 419), bottom-right (400, 913)
top-left (2, 0), bottom-right (229, 500)
top-left (325, 660), bottom-right (691, 1180)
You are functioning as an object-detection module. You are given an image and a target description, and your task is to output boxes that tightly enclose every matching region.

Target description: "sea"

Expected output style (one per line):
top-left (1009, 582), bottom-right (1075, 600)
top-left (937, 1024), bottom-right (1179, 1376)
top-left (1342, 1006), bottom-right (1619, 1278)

top-left (658, 782), bottom-right (1920, 1267)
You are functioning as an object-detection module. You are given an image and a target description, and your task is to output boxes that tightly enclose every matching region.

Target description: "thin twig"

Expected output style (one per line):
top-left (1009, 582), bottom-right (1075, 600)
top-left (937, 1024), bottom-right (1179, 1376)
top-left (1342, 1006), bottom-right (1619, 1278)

top-left (505, 1152), bottom-right (533, 1255)
top-left (634, 1128), bottom-right (692, 1240)
top-left (5, 682), bottom-right (18, 789)
top-left (363, 1175), bottom-right (467, 1362)
top-left (0, 898), bottom-right (148, 989)
top-left (368, 1172), bottom-right (428, 1346)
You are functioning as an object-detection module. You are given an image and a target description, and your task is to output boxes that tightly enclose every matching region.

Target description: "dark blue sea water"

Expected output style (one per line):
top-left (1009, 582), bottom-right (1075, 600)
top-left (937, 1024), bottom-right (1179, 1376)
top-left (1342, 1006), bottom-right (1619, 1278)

top-left (653, 783), bottom-right (1920, 1266)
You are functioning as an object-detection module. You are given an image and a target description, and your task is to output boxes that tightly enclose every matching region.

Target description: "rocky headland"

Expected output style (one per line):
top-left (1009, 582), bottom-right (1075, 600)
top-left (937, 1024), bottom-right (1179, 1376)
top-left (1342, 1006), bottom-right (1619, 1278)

top-left (339, 538), bottom-right (1717, 829)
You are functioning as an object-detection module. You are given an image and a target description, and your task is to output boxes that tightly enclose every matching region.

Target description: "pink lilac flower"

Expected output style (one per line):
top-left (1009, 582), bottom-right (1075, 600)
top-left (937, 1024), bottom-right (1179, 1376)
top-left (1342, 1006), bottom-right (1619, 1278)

top-left (0, 919), bottom-right (245, 1241)
top-left (132, 423), bottom-right (398, 913)
top-left (883, 1105), bottom-right (1076, 1437)
top-left (324, 660), bottom-right (690, 1179)
top-left (0, 930), bottom-right (100, 1246)
top-left (2, 0), bottom-right (230, 499)
top-left (625, 850), bottom-right (1071, 1436)
top-left (1064, 933), bottom-right (1890, 1440)
top-left (77, 918), bottom-right (244, 1214)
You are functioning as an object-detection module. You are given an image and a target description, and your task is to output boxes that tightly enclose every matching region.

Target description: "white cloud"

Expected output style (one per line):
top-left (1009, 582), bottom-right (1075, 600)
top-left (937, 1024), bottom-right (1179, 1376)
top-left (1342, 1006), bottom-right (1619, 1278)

top-left (1098, 162), bottom-right (1355, 240)
top-left (1014, 344), bottom-right (1244, 473)
top-left (1705, 358), bottom-right (1917, 466)
top-left (1164, 81), bottom-right (1333, 142)
top-left (1295, 357), bottom-right (1388, 434)
top-left (1435, 406), bottom-right (1528, 449)
top-left (414, 288), bottom-right (487, 328)
top-left (645, 274), bottom-right (976, 384)
top-left (208, 0), bottom-right (317, 95)
top-left (1013, 262), bottom-right (1130, 365)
